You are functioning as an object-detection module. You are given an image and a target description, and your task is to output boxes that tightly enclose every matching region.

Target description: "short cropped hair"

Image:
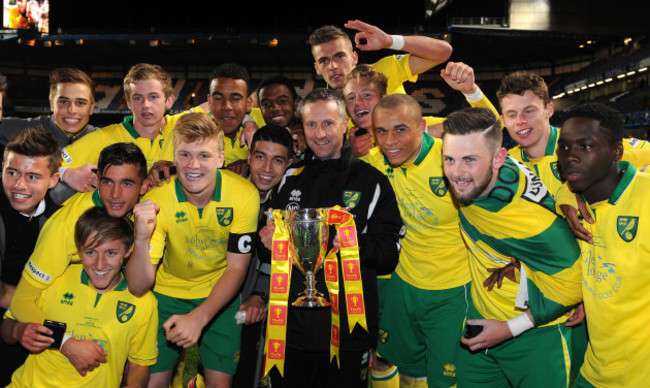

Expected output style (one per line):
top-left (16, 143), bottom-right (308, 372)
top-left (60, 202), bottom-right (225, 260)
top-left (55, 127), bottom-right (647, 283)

top-left (374, 93), bottom-right (422, 122)
top-left (123, 63), bottom-right (173, 101)
top-left (210, 63), bottom-right (251, 95)
top-left (97, 142), bottom-right (147, 182)
top-left (298, 88), bottom-right (346, 123)
top-left (250, 124), bottom-right (293, 157)
top-left (343, 64), bottom-right (388, 97)
top-left (309, 25), bottom-right (352, 48)
top-left (496, 71), bottom-right (550, 108)
top-left (172, 112), bottom-right (224, 151)
top-left (257, 75), bottom-right (298, 103)
top-left (74, 206), bottom-right (135, 253)
top-left (4, 126), bottom-right (61, 174)
top-left (49, 68), bottom-right (95, 103)
top-left (443, 107), bottom-right (503, 154)
top-left (561, 102), bottom-right (624, 147)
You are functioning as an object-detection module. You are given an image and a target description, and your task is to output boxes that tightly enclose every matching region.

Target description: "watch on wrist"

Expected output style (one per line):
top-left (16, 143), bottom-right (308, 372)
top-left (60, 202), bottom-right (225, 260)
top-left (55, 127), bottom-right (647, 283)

top-left (251, 291), bottom-right (268, 304)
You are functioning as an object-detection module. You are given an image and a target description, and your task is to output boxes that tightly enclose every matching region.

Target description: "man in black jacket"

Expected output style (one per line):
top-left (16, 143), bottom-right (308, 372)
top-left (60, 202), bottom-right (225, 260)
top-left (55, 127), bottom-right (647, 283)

top-left (0, 127), bottom-right (61, 386)
top-left (260, 88), bottom-right (402, 388)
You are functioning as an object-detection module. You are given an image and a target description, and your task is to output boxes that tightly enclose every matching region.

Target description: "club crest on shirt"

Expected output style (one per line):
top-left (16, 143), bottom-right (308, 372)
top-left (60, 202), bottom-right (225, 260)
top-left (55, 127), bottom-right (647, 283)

top-left (429, 177), bottom-right (448, 197)
top-left (216, 207), bottom-right (233, 226)
top-left (117, 301), bottom-right (136, 323)
top-left (617, 216), bottom-right (638, 242)
top-left (550, 162), bottom-right (562, 181)
top-left (343, 191), bottom-right (361, 209)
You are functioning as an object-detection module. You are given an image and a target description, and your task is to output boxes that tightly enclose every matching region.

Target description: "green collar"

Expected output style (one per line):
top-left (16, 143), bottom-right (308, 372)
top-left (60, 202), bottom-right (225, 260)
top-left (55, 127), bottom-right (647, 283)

top-left (520, 125), bottom-right (559, 162)
top-left (80, 268), bottom-right (128, 292)
top-left (174, 170), bottom-right (223, 203)
top-left (91, 190), bottom-right (104, 207)
top-left (583, 161), bottom-right (636, 206)
top-left (382, 132), bottom-right (434, 167)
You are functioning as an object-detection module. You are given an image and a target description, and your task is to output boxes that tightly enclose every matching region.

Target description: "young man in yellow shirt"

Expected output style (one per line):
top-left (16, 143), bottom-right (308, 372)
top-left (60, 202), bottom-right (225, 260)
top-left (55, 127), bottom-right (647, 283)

top-left (557, 102), bottom-right (650, 388)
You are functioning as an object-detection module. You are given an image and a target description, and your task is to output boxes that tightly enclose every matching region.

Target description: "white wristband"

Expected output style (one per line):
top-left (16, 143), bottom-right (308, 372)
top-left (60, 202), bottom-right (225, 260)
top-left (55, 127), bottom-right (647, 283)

top-left (242, 114), bottom-right (254, 124)
top-left (463, 87), bottom-right (484, 103)
top-left (60, 333), bottom-right (72, 350)
top-left (507, 312), bottom-right (534, 337)
top-left (389, 35), bottom-right (405, 51)
top-left (58, 167), bottom-right (68, 179)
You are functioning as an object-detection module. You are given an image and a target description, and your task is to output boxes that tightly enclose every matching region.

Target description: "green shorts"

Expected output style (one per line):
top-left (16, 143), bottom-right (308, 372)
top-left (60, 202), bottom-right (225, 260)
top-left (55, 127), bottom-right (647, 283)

top-left (151, 292), bottom-right (241, 375)
top-left (457, 303), bottom-right (572, 388)
top-left (377, 272), bottom-right (469, 384)
top-left (376, 275), bottom-right (391, 324)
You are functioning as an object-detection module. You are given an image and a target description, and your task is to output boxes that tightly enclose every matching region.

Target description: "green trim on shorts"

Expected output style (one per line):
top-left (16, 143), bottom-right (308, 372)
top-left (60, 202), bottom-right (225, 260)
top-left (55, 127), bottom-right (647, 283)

top-left (377, 272), bottom-right (469, 384)
top-left (151, 292), bottom-right (242, 375)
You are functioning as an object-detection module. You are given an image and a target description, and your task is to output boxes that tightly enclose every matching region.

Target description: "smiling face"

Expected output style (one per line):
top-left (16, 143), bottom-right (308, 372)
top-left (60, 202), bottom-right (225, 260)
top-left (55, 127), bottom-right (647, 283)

top-left (98, 163), bottom-right (144, 218)
top-left (343, 77), bottom-right (384, 130)
top-left (312, 37), bottom-right (358, 91)
top-left (174, 137), bottom-right (224, 207)
top-left (208, 78), bottom-right (251, 139)
top-left (248, 140), bottom-right (292, 198)
top-left (373, 104), bottom-right (425, 167)
top-left (259, 83), bottom-right (296, 128)
top-left (301, 100), bottom-right (347, 160)
top-left (442, 131), bottom-right (505, 202)
top-left (50, 82), bottom-right (95, 135)
top-left (81, 234), bottom-right (129, 293)
top-left (126, 78), bottom-right (174, 133)
top-left (557, 117), bottom-right (623, 203)
top-left (500, 90), bottom-right (553, 159)
top-left (2, 152), bottom-right (59, 215)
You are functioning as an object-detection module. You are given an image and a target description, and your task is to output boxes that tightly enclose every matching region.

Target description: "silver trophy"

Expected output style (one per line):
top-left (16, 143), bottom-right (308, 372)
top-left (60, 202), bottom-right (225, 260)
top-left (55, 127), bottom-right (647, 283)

top-left (281, 208), bottom-right (331, 308)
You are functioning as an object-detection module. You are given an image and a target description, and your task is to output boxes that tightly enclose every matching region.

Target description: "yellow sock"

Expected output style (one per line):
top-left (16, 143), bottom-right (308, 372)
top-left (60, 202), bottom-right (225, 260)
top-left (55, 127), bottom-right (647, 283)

top-left (370, 364), bottom-right (399, 388)
top-left (196, 373), bottom-right (205, 388)
top-left (169, 351), bottom-right (185, 388)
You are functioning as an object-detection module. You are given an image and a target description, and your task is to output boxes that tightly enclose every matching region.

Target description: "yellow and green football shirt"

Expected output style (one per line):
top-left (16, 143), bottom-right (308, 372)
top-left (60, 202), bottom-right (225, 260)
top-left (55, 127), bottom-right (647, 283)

top-left (144, 170), bottom-right (259, 299)
top-left (6, 264), bottom-right (158, 388)
top-left (458, 157), bottom-right (582, 325)
top-left (61, 113), bottom-right (185, 171)
top-left (371, 54), bottom-right (416, 96)
top-left (509, 127), bottom-right (650, 196)
top-left (576, 162), bottom-right (650, 387)
top-left (366, 133), bottom-right (470, 289)
top-left (21, 191), bottom-right (102, 290)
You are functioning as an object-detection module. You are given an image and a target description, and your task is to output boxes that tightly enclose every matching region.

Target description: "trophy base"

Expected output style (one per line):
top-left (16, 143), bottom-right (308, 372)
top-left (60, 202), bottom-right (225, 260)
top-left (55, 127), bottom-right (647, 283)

top-left (292, 294), bottom-right (331, 308)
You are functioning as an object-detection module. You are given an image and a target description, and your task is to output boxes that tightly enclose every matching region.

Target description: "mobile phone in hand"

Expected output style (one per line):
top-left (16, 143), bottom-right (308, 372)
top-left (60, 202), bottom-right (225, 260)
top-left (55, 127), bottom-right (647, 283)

top-left (43, 320), bottom-right (67, 349)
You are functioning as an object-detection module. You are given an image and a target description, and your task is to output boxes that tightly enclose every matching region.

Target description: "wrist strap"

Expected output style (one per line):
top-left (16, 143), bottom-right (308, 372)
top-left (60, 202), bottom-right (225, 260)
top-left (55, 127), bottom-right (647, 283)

top-left (389, 35), bottom-right (405, 51)
top-left (463, 87), bottom-right (484, 103)
top-left (60, 333), bottom-right (72, 350)
top-left (507, 312), bottom-right (534, 337)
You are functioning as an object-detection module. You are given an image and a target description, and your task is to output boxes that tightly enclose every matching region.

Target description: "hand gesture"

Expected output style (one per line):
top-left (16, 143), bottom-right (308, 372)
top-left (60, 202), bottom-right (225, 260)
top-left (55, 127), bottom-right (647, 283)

top-left (440, 62), bottom-right (477, 95)
top-left (344, 20), bottom-right (392, 51)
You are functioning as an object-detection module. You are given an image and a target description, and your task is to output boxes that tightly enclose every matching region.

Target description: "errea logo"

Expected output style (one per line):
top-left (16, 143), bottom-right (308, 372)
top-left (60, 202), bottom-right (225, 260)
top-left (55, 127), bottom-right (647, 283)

top-left (61, 292), bottom-right (74, 306)
top-left (175, 211), bottom-right (188, 223)
top-left (289, 189), bottom-right (301, 202)
top-left (443, 364), bottom-right (456, 378)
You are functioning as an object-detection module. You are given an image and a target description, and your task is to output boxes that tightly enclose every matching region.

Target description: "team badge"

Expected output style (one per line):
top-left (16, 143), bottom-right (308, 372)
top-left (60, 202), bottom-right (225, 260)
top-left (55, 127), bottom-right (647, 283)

top-left (617, 216), bottom-right (638, 242)
top-left (429, 177), bottom-right (448, 197)
top-left (216, 207), bottom-right (233, 226)
top-left (116, 301), bottom-right (136, 323)
top-left (343, 191), bottom-right (361, 209)
top-left (550, 162), bottom-right (562, 181)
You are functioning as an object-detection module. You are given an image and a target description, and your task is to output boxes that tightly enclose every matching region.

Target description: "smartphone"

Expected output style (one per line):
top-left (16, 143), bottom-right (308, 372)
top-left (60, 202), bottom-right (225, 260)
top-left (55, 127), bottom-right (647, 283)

top-left (158, 166), bottom-right (177, 180)
top-left (464, 324), bottom-right (483, 339)
top-left (43, 320), bottom-right (67, 349)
